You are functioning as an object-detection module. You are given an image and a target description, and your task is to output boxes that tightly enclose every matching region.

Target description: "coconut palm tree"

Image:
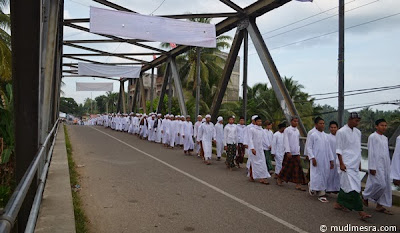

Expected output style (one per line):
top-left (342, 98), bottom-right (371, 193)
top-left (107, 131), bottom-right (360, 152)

top-left (0, 0), bottom-right (11, 86)
top-left (160, 17), bottom-right (232, 110)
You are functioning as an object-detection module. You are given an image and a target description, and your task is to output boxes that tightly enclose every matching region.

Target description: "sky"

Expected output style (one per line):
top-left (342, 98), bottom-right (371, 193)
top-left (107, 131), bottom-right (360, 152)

top-left (62, 0), bottom-right (400, 111)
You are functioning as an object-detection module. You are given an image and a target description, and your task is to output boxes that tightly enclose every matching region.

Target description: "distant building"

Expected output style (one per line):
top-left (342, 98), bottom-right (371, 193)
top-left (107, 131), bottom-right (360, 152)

top-left (128, 51), bottom-right (240, 108)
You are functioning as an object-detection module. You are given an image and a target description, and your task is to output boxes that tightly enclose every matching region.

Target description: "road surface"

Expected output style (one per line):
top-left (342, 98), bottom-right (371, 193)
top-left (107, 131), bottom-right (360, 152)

top-left (67, 125), bottom-right (400, 233)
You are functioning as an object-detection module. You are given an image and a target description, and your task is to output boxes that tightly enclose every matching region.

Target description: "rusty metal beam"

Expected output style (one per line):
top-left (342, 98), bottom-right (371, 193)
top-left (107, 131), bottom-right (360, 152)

top-left (63, 52), bottom-right (161, 56)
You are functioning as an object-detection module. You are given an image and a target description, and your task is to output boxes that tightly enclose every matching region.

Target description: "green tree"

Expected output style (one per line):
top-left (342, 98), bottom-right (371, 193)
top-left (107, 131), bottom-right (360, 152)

top-left (160, 17), bottom-right (232, 111)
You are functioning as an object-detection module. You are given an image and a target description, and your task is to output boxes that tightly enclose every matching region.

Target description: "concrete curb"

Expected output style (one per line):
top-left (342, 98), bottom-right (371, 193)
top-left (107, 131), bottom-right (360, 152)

top-left (35, 125), bottom-right (76, 233)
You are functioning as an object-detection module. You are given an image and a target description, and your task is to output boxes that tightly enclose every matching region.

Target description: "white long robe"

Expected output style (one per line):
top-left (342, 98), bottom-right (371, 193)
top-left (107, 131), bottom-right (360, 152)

top-left (194, 121), bottom-right (202, 153)
top-left (304, 127), bottom-right (317, 156)
top-left (307, 130), bottom-right (334, 192)
top-left (161, 119), bottom-right (169, 145)
top-left (182, 121), bottom-right (194, 151)
top-left (271, 131), bottom-right (285, 175)
top-left (215, 123), bottom-right (224, 158)
top-left (326, 133), bottom-right (340, 192)
top-left (148, 118), bottom-right (155, 141)
top-left (363, 132), bottom-right (392, 207)
top-left (391, 136), bottom-right (400, 181)
top-left (248, 126), bottom-right (270, 179)
top-left (155, 118), bottom-right (162, 143)
top-left (245, 124), bottom-right (254, 169)
top-left (199, 122), bottom-right (216, 160)
top-left (169, 120), bottom-right (178, 147)
top-left (336, 124), bottom-right (362, 193)
top-left (124, 117), bottom-right (130, 132)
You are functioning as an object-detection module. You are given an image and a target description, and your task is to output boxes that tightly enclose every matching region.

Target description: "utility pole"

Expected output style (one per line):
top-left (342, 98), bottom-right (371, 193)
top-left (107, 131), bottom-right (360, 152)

top-left (196, 47), bottom-right (201, 116)
top-left (338, 0), bottom-right (345, 126)
top-left (243, 30), bottom-right (248, 122)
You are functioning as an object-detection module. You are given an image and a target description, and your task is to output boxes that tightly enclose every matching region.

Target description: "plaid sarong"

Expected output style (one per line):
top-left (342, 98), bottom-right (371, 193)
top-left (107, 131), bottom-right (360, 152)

top-left (225, 144), bottom-right (236, 168)
top-left (278, 154), bottom-right (306, 185)
top-left (236, 143), bottom-right (245, 164)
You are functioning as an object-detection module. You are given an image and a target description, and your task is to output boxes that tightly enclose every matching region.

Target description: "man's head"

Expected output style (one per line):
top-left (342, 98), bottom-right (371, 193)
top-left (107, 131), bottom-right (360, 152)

top-left (329, 121), bottom-right (338, 135)
top-left (314, 117), bottom-right (323, 127)
top-left (217, 116), bottom-right (223, 124)
top-left (278, 122), bottom-right (286, 133)
top-left (315, 118), bottom-right (325, 132)
top-left (251, 115), bottom-right (258, 125)
top-left (375, 118), bottom-right (387, 134)
top-left (205, 114), bottom-right (211, 123)
top-left (186, 115), bottom-right (191, 121)
top-left (348, 112), bottom-right (361, 128)
top-left (264, 120), bottom-right (273, 130)
top-left (197, 115), bottom-right (202, 122)
top-left (255, 117), bottom-right (262, 126)
top-left (228, 116), bottom-right (235, 124)
top-left (291, 116), bottom-right (299, 127)
top-left (239, 116), bottom-right (245, 125)
top-left (157, 114), bottom-right (162, 119)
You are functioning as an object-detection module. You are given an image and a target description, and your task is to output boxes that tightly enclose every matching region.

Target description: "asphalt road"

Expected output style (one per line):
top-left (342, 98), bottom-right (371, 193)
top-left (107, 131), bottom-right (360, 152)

top-left (67, 125), bottom-right (400, 233)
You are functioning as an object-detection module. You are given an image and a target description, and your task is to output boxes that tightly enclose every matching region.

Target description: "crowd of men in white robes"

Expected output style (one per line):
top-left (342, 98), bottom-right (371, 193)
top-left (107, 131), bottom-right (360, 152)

top-left (86, 111), bottom-right (400, 220)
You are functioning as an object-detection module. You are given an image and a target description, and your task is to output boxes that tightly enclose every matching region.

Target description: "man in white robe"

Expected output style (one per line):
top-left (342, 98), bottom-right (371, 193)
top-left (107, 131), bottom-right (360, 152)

top-left (263, 120), bottom-right (274, 173)
top-left (307, 117), bottom-right (335, 202)
top-left (236, 116), bottom-right (246, 167)
top-left (362, 119), bottom-right (393, 214)
top-left (197, 118), bottom-right (206, 159)
top-left (168, 115), bottom-right (178, 148)
top-left (199, 115), bottom-right (216, 165)
top-left (334, 112), bottom-right (371, 220)
top-left (248, 116), bottom-right (270, 184)
top-left (182, 115), bottom-right (194, 154)
top-left (391, 135), bottom-right (400, 187)
top-left (215, 116), bottom-right (224, 161)
top-left (224, 116), bottom-right (237, 169)
top-left (271, 123), bottom-right (286, 178)
top-left (194, 115), bottom-right (203, 156)
top-left (155, 114), bottom-right (163, 143)
top-left (245, 116), bottom-right (257, 170)
top-left (161, 115), bottom-right (170, 146)
top-left (148, 115), bottom-right (156, 142)
top-left (326, 121), bottom-right (340, 193)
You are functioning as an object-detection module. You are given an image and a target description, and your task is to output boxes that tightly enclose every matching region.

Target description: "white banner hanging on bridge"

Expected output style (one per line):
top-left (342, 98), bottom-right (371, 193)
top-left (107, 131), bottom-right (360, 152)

top-left (89, 7), bottom-right (217, 48)
top-left (78, 62), bottom-right (141, 78)
top-left (76, 82), bottom-right (114, 92)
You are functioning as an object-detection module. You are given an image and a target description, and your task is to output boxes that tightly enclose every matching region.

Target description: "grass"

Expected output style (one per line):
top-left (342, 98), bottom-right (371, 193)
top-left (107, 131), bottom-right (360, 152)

top-left (64, 124), bottom-right (89, 233)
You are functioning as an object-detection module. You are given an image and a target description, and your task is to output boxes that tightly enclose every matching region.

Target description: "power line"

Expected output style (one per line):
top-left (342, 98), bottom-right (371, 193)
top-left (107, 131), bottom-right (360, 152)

top-left (261, 0), bottom-right (380, 41)
top-left (296, 85), bottom-right (400, 102)
top-left (303, 100), bottom-right (400, 117)
top-left (309, 84), bottom-right (400, 96)
top-left (149, 0), bottom-right (167, 15)
top-left (260, 0), bottom-right (357, 36)
top-left (249, 12), bottom-right (400, 55)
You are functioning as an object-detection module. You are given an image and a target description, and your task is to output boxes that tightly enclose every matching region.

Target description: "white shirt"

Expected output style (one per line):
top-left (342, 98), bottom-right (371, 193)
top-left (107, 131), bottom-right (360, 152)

top-left (283, 126), bottom-right (300, 155)
top-left (262, 129), bottom-right (273, 151)
top-left (236, 124), bottom-right (246, 143)
top-left (224, 123), bottom-right (237, 146)
top-left (336, 124), bottom-right (361, 170)
top-left (271, 131), bottom-right (285, 156)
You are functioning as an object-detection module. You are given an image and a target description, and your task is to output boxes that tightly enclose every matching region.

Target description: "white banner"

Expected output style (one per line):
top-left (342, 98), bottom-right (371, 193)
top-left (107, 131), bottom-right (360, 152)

top-left (90, 7), bottom-right (217, 48)
top-left (78, 62), bottom-right (141, 78)
top-left (76, 82), bottom-right (114, 92)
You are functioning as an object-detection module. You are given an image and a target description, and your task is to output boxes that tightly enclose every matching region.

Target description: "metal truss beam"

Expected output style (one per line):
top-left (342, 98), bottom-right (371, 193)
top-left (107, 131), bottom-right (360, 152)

top-left (63, 43), bottom-right (148, 63)
top-left (219, 0), bottom-right (244, 13)
top-left (170, 57), bottom-right (187, 116)
top-left (63, 52), bottom-right (161, 56)
top-left (247, 19), bottom-right (307, 136)
top-left (63, 62), bottom-right (142, 66)
top-left (210, 28), bottom-right (244, 122)
top-left (141, 0), bottom-right (290, 72)
top-left (64, 23), bottom-right (166, 53)
top-left (156, 63), bottom-right (170, 114)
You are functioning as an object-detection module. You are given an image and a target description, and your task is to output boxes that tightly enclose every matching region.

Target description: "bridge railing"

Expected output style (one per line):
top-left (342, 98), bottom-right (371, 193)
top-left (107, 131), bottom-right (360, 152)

top-left (0, 119), bottom-right (60, 233)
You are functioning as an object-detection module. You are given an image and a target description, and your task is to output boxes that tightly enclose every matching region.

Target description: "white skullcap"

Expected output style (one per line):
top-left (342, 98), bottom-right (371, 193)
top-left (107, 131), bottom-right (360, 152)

top-left (197, 115), bottom-right (202, 118)
top-left (251, 115), bottom-right (258, 120)
top-left (170, 114), bottom-right (174, 117)
top-left (202, 118), bottom-right (206, 122)
top-left (217, 116), bottom-right (223, 122)
top-left (157, 113), bottom-right (161, 116)
top-left (205, 114), bottom-right (211, 118)
top-left (232, 115), bottom-right (236, 118)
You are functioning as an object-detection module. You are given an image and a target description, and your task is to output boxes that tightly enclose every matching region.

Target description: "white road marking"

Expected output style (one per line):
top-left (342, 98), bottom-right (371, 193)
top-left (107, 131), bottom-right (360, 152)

top-left (91, 126), bottom-right (308, 233)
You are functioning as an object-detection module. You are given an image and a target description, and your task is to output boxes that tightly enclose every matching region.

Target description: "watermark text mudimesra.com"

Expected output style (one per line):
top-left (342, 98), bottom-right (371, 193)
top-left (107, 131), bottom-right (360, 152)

top-left (320, 224), bottom-right (398, 232)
